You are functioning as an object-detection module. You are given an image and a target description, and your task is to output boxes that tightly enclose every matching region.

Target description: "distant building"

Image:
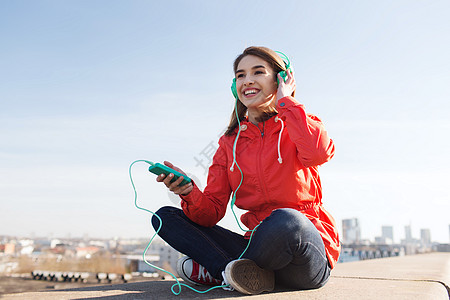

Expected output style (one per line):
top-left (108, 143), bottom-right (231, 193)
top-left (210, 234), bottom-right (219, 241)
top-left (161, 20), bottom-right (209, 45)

top-left (434, 243), bottom-right (450, 252)
top-left (342, 218), bottom-right (361, 244)
top-left (127, 240), bottom-right (182, 274)
top-left (400, 225), bottom-right (421, 255)
top-left (147, 240), bottom-right (181, 273)
top-left (50, 239), bottom-right (60, 249)
top-left (404, 225), bottom-right (412, 243)
top-left (420, 229), bottom-right (431, 246)
top-left (4, 243), bottom-right (16, 255)
top-left (21, 246), bottom-right (34, 255)
top-left (374, 236), bottom-right (385, 245)
top-left (382, 226), bottom-right (394, 243)
top-left (76, 246), bottom-right (100, 259)
top-left (375, 226), bottom-right (394, 244)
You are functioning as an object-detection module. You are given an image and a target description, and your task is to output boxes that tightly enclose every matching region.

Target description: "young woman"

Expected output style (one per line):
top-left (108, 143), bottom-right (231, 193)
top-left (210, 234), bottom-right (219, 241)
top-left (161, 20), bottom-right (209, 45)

top-left (152, 46), bottom-right (340, 295)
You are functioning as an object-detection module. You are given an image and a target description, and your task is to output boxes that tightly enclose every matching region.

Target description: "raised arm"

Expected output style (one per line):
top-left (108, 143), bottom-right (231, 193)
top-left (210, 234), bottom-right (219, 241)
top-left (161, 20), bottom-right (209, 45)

top-left (277, 96), bottom-right (335, 167)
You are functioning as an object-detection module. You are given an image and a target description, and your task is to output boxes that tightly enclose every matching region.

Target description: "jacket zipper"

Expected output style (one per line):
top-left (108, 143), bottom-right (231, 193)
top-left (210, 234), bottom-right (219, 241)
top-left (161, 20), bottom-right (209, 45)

top-left (256, 126), bottom-right (270, 203)
top-left (257, 121), bottom-right (265, 137)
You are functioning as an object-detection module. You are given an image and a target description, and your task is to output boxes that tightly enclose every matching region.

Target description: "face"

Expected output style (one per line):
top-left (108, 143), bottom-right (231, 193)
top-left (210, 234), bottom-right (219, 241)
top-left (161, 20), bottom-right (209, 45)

top-left (235, 55), bottom-right (278, 110)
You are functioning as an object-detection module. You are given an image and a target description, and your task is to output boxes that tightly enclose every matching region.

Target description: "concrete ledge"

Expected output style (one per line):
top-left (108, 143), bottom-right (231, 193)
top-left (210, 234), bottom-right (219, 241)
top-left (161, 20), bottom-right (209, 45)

top-left (3, 253), bottom-right (449, 300)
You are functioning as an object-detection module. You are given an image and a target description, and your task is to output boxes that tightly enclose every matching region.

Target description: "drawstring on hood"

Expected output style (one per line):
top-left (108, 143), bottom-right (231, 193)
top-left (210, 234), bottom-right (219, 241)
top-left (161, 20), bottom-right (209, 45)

top-left (230, 116), bottom-right (284, 172)
top-left (229, 123), bottom-right (245, 172)
top-left (274, 116), bottom-right (284, 164)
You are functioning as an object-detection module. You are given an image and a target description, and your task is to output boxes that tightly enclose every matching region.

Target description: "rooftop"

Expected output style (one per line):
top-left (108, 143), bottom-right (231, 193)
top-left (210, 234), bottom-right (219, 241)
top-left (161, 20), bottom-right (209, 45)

top-left (3, 252), bottom-right (449, 300)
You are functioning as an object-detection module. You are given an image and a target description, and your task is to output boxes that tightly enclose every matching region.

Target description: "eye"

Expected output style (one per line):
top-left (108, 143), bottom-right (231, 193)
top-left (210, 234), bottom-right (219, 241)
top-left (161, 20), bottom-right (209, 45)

top-left (236, 73), bottom-right (244, 78)
top-left (255, 70), bottom-right (264, 75)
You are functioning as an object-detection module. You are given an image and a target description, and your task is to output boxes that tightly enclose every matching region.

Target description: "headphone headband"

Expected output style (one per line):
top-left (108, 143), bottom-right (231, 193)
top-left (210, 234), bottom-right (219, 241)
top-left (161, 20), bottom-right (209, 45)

top-left (275, 51), bottom-right (291, 71)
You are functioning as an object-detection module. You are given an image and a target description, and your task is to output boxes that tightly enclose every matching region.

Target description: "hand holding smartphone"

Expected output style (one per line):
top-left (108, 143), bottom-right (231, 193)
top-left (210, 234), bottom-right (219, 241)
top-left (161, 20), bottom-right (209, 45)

top-left (149, 163), bottom-right (192, 186)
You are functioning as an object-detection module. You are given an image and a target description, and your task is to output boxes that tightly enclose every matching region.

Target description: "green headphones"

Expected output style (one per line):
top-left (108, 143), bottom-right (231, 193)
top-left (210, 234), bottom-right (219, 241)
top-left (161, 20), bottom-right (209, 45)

top-left (231, 51), bottom-right (292, 100)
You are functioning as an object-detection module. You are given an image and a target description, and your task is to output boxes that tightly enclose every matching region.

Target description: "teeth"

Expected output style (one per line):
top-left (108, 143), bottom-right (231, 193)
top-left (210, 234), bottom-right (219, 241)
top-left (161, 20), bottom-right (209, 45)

top-left (244, 89), bottom-right (258, 95)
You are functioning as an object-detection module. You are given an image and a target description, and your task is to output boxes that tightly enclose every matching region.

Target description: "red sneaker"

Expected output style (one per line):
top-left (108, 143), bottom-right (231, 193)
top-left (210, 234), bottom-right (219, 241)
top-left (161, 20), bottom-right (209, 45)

top-left (176, 256), bottom-right (222, 286)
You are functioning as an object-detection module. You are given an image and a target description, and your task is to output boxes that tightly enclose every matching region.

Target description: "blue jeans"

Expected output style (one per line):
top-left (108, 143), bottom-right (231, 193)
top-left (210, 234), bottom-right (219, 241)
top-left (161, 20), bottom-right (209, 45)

top-left (151, 206), bottom-right (330, 290)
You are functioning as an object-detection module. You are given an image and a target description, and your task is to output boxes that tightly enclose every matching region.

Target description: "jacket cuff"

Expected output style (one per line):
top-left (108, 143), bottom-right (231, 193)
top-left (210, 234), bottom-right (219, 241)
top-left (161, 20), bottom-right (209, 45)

top-left (276, 96), bottom-right (301, 111)
top-left (179, 182), bottom-right (199, 204)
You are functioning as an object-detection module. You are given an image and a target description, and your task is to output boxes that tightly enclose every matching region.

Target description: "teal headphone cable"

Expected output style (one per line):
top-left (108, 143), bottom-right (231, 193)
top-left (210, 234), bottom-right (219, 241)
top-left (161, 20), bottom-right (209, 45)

top-left (229, 51), bottom-right (291, 229)
top-left (229, 100), bottom-right (261, 234)
top-left (129, 160), bottom-right (229, 294)
top-left (129, 158), bottom-right (260, 295)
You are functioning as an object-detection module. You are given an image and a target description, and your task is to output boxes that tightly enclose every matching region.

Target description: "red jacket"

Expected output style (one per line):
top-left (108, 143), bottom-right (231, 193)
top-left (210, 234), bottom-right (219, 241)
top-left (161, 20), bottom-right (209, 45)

top-left (181, 96), bottom-right (340, 268)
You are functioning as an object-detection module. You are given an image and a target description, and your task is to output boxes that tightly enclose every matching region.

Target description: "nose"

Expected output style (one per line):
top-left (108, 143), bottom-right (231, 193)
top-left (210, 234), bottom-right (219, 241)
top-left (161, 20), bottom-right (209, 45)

top-left (243, 75), bottom-right (254, 86)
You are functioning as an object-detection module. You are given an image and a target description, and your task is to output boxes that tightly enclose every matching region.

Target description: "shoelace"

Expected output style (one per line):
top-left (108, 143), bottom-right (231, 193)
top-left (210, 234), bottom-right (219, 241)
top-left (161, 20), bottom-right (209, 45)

top-left (221, 271), bottom-right (234, 291)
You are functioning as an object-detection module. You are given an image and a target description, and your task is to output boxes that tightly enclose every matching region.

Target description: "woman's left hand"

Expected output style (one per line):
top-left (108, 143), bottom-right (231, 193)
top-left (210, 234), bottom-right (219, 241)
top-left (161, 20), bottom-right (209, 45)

top-left (276, 69), bottom-right (296, 103)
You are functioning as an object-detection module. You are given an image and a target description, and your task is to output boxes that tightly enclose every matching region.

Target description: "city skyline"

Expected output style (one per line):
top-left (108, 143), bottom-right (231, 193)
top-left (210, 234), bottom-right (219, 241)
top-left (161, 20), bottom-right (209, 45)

top-left (1, 218), bottom-right (448, 246)
top-left (339, 218), bottom-right (448, 245)
top-left (1, 1), bottom-right (449, 243)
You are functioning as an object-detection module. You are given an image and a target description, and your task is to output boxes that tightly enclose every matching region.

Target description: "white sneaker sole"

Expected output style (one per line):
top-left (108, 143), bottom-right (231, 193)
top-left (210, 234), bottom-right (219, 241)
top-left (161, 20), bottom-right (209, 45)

top-left (176, 257), bottom-right (199, 286)
top-left (224, 259), bottom-right (274, 295)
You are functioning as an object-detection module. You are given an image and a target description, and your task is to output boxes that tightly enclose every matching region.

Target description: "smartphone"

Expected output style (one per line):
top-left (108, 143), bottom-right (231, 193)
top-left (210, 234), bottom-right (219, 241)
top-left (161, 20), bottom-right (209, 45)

top-left (148, 163), bottom-right (192, 186)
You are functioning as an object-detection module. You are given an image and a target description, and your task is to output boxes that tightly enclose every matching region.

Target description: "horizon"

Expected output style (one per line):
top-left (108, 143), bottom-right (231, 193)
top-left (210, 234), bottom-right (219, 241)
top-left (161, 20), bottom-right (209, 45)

top-left (1, 208), bottom-right (448, 245)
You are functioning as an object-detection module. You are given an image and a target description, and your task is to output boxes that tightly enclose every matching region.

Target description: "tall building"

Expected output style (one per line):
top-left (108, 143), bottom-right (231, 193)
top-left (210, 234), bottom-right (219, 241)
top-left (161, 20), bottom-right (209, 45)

top-left (342, 218), bottom-right (361, 244)
top-left (382, 226), bottom-right (394, 243)
top-left (420, 229), bottom-right (431, 246)
top-left (404, 225), bottom-right (412, 243)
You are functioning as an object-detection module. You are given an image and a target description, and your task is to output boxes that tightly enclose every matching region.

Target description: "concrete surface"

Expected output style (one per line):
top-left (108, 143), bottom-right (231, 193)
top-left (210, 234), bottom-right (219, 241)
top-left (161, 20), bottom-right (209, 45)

top-left (3, 252), bottom-right (449, 300)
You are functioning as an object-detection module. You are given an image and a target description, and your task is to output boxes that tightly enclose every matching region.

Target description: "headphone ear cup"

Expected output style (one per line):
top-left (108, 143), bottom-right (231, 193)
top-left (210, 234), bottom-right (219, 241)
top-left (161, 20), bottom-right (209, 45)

top-left (231, 78), bottom-right (239, 100)
top-left (277, 70), bottom-right (288, 85)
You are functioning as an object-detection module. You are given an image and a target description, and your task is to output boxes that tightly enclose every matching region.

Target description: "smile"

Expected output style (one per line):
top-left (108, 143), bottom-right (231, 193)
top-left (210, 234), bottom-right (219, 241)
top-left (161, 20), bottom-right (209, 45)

top-left (243, 88), bottom-right (260, 97)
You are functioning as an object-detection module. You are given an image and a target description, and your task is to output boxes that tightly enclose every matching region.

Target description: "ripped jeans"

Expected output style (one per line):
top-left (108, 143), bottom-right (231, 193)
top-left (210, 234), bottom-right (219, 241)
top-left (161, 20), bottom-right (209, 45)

top-left (151, 206), bottom-right (331, 290)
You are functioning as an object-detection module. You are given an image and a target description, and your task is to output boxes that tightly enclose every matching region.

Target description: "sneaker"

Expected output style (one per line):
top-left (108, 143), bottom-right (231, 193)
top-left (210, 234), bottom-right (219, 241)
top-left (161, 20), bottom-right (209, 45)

top-left (176, 256), bottom-right (222, 286)
top-left (223, 259), bottom-right (274, 295)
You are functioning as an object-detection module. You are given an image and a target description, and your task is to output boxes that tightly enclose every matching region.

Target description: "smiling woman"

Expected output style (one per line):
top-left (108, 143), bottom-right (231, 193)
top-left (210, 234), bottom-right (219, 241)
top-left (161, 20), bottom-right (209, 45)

top-left (151, 46), bottom-right (339, 295)
top-left (226, 47), bottom-right (296, 135)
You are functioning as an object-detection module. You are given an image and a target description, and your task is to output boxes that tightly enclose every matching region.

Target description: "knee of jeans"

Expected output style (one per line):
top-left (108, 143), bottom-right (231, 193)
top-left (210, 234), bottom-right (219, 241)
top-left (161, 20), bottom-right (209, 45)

top-left (270, 208), bottom-right (311, 231)
top-left (151, 206), bottom-right (175, 231)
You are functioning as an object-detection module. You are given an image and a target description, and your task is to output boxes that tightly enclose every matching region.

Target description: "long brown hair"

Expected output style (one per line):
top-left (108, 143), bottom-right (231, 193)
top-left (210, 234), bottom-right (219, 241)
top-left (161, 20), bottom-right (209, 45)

top-left (225, 46), bottom-right (295, 136)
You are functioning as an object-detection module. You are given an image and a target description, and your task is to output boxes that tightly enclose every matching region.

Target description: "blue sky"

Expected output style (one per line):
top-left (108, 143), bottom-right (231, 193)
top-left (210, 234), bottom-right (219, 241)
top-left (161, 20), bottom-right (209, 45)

top-left (1, 0), bottom-right (449, 243)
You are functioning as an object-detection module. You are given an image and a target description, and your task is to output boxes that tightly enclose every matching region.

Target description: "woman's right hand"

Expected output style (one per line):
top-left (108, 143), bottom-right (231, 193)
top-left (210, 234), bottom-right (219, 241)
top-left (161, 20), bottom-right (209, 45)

top-left (156, 161), bottom-right (193, 196)
top-left (276, 69), bottom-right (296, 103)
